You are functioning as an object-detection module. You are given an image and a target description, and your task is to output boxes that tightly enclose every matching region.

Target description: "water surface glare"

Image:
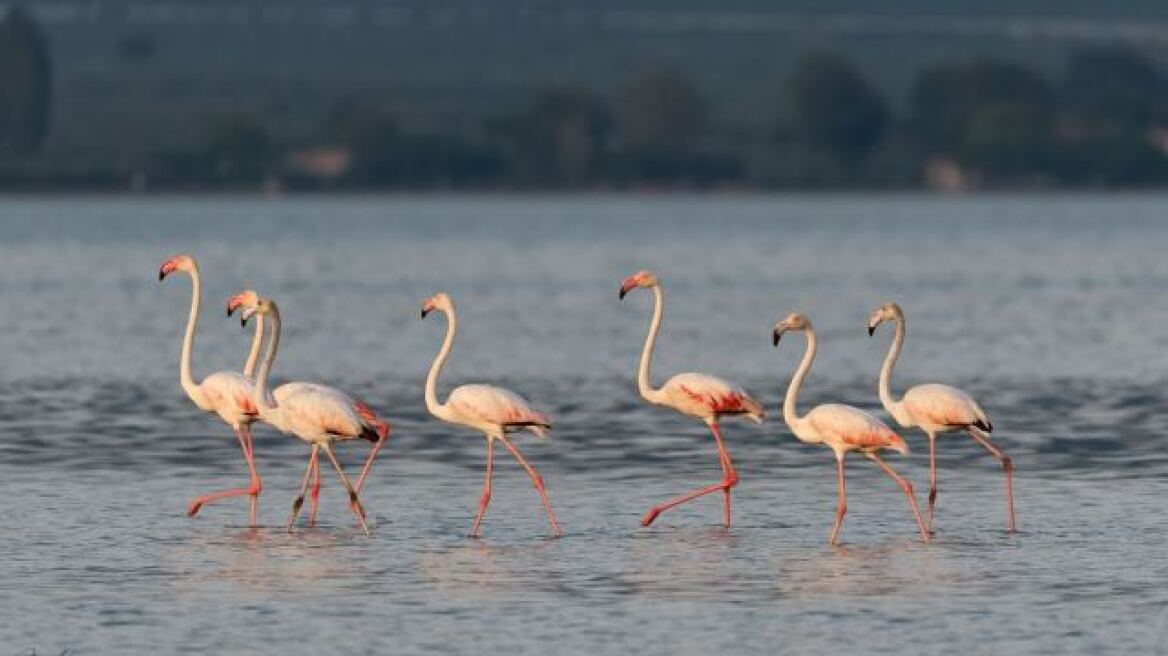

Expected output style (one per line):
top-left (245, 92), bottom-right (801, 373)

top-left (0, 195), bottom-right (1165, 654)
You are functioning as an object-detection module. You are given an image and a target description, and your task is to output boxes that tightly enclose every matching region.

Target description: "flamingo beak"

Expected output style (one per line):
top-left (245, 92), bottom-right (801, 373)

top-left (772, 327), bottom-right (782, 346)
top-left (420, 300), bottom-right (434, 319)
top-left (868, 325), bottom-right (876, 337)
top-left (240, 306), bottom-right (256, 328)
top-left (158, 259), bottom-right (178, 281)
top-left (618, 277), bottom-right (637, 300)
top-left (226, 294), bottom-right (245, 317)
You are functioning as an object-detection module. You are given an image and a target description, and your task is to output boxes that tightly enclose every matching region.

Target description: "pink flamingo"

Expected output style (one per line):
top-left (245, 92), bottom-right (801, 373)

top-left (159, 254), bottom-right (266, 526)
top-left (773, 312), bottom-right (930, 545)
top-left (619, 270), bottom-right (763, 528)
top-left (421, 293), bottom-right (561, 538)
top-left (868, 302), bottom-right (1016, 532)
top-left (229, 291), bottom-right (389, 535)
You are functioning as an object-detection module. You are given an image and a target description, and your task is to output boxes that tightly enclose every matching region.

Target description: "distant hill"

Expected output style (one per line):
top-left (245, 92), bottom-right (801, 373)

top-left (12, 0), bottom-right (1168, 157)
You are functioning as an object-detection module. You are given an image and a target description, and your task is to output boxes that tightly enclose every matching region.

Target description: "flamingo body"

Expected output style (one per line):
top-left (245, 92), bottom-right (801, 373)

top-left (421, 292), bottom-right (561, 538)
top-left (198, 371), bottom-right (260, 427)
top-left (447, 384), bottom-right (552, 438)
top-left (619, 270), bottom-right (761, 528)
top-left (659, 372), bottom-right (764, 423)
top-left (901, 383), bottom-right (992, 434)
top-left (269, 383), bottom-right (385, 445)
top-left (803, 403), bottom-right (908, 455)
top-left (868, 302), bottom-right (1014, 532)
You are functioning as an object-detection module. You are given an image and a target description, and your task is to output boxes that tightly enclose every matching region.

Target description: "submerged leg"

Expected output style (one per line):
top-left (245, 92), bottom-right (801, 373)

top-left (469, 438), bottom-right (495, 537)
top-left (498, 435), bottom-right (561, 537)
top-left (866, 452), bottom-right (931, 543)
top-left (829, 453), bottom-right (848, 545)
top-left (968, 427), bottom-right (1017, 532)
top-left (287, 445), bottom-right (318, 531)
top-left (187, 426), bottom-right (263, 525)
top-left (322, 443), bottom-right (371, 535)
top-left (710, 421), bottom-right (738, 528)
top-left (927, 434), bottom-right (938, 533)
top-left (308, 452), bottom-right (321, 527)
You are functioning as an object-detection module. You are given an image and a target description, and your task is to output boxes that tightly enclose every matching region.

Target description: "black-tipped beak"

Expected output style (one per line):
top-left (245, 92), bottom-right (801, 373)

top-left (868, 326), bottom-right (875, 337)
top-left (619, 287), bottom-right (627, 300)
top-left (240, 316), bottom-right (249, 328)
top-left (158, 270), bottom-right (166, 281)
top-left (772, 329), bottom-right (782, 346)
top-left (420, 308), bottom-right (430, 319)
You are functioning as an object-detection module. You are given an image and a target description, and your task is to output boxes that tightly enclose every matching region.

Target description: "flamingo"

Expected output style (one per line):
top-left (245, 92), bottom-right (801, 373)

top-left (420, 293), bottom-right (561, 538)
top-left (159, 254), bottom-right (266, 526)
top-left (228, 291), bottom-right (389, 535)
top-left (618, 270), bottom-right (763, 528)
top-left (867, 302), bottom-right (1016, 533)
top-left (773, 312), bottom-right (930, 545)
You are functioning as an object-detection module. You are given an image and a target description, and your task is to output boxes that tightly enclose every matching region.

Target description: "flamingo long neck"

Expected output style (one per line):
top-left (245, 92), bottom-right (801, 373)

top-left (425, 306), bottom-right (457, 420)
top-left (783, 327), bottom-right (817, 435)
top-left (253, 302), bottom-right (284, 428)
top-left (637, 285), bottom-right (666, 404)
top-left (879, 315), bottom-right (911, 425)
top-left (243, 314), bottom-right (264, 379)
top-left (178, 265), bottom-right (206, 407)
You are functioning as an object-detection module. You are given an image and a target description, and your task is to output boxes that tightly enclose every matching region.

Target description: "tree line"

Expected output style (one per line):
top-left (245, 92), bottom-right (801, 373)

top-left (2, 3), bottom-right (1167, 191)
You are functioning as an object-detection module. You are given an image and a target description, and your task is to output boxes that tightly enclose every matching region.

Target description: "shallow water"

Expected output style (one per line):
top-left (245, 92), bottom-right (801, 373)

top-left (0, 194), bottom-right (1166, 654)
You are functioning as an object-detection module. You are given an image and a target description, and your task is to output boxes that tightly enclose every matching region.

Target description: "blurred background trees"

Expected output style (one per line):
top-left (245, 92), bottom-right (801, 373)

top-left (0, 5), bottom-right (51, 158)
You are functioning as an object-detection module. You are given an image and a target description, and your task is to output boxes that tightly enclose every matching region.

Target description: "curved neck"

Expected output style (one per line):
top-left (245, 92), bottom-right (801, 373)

top-left (637, 285), bottom-right (665, 403)
top-left (243, 314), bottom-right (264, 379)
top-left (879, 316), bottom-right (905, 413)
top-left (253, 303), bottom-right (282, 420)
top-left (178, 265), bottom-right (205, 406)
top-left (783, 327), bottom-right (817, 430)
top-left (425, 306), bottom-right (457, 418)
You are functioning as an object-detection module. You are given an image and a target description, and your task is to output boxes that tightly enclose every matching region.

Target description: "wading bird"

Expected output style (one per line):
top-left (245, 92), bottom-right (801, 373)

top-left (159, 254), bottom-right (265, 526)
top-left (619, 270), bottom-right (763, 528)
top-left (867, 302), bottom-right (1016, 532)
top-left (229, 291), bottom-right (389, 535)
top-left (421, 293), bottom-right (561, 538)
top-left (773, 313), bottom-right (930, 545)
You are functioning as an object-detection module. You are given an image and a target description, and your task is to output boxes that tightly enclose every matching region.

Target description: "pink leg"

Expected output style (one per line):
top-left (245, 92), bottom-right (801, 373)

top-left (187, 426), bottom-right (263, 526)
top-left (829, 454), bottom-right (848, 545)
top-left (968, 427), bottom-right (1017, 532)
top-left (287, 445), bottom-right (318, 531)
top-left (866, 452), bottom-right (931, 543)
top-left (642, 421), bottom-right (738, 528)
top-left (927, 434), bottom-right (937, 533)
top-left (469, 438), bottom-right (495, 537)
top-left (354, 430), bottom-right (390, 493)
top-left (497, 435), bottom-right (561, 537)
top-left (322, 443), bottom-right (371, 535)
top-left (308, 452), bottom-right (321, 527)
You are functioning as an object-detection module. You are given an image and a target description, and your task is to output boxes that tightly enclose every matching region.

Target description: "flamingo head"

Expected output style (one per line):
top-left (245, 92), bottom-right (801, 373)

top-left (772, 313), bottom-right (810, 346)
top-left (421, 292), bottom-right (453, 319)
top-left (227, 289), bottom-right (262, 327)
top-left (618, 269), bottom-right (658, 299)
top-left (158, 254), bottom-right (195, 281)
top-left (867, 301), bottom-right (903, 336)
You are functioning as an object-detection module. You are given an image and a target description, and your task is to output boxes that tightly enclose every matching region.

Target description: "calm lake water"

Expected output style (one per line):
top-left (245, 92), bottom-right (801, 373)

top-left (0, 194), bottom-right (1165, 654)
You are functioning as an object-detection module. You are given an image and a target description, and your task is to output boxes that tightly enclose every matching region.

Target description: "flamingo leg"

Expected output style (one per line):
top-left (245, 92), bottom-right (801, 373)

top-left (968, 427), bottom-right (1017, 532)
top-left (287, 445), bottom-right (318, 531)
top-left (354, 431), bottom-right (389, 494)
top-left (469, 438), bottom-right (495, 538)
top-left (927, 434), bottom-right (938, 534)
top-left (642, 422), bottom-right (738, 528)
top-left (186, 426), bottom-right (263, 526)
top-left (710, 422), bottom-right (738, 528)
top-left (497, 435), bottom-right (561, 537)
top-left (829, 454), bottom-right (848, 545)
top-left (865, 452), bottom-right (931, 543)
top-left (322, 443), bottom-right (371, 535)
top-left (308, 451), bottom-right (321, 527)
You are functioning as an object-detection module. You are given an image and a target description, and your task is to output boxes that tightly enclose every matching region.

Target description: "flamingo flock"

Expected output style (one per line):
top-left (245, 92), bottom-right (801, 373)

top-left (160, 257), bottom-right (1015, 544)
